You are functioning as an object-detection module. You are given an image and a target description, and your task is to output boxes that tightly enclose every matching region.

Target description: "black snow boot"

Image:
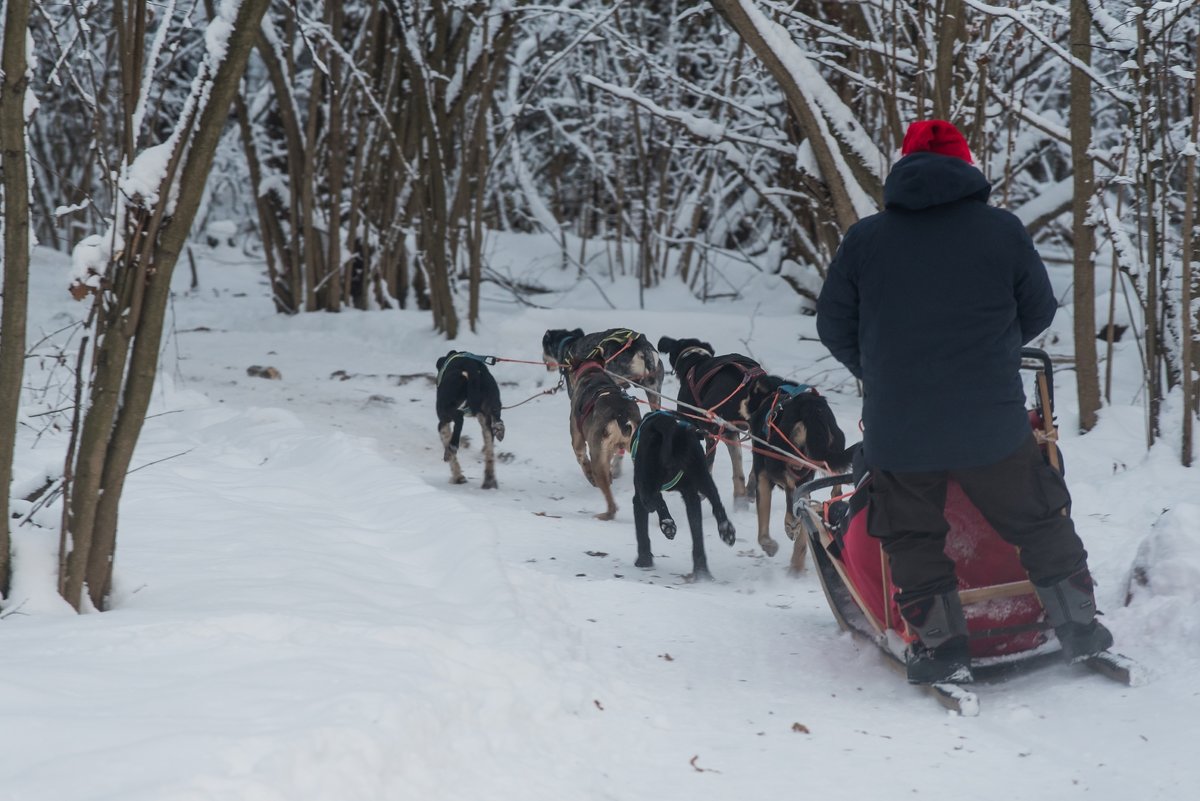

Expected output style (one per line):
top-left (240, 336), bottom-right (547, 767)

top-left (900, 592), bottom-right (973, 685)
top-left (1035, 569), bottom-right (1114, 663)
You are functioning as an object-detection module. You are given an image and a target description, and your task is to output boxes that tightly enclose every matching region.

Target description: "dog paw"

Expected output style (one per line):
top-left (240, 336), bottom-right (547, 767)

top-left (594, 510), bottom-right (616, 521)
top-left (452, 475), bottom-right (468, 485)
top-left (785, 520), bottom-right (801, 541)
top-left (690, 568), bottom-right (715, 582)
top-left (660, 519), bottom-right (677, 540)
top-left (482, 476), bottom-right (498, 490)
top-left (492, 422), bottom-right (505, 441)
top-left (718, 519), bottom-right (736, 546)
top-left (635, 555), bottom-right (655, 569)
top-left (759, 538), bottom-right (779, 557)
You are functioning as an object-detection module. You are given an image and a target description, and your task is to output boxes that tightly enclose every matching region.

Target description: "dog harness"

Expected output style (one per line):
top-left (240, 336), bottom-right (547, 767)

top-left (630, 410), bottom-right (689, 491)
top-left (571, 361), bottom-right (633, 432)
top-left (561, 329), bottom-right (640, 371)
top-left (587, 329), bottom-right (638, 363)
top-left (684, 353), bottom-right (767, 414)
top-left (762, 383), bottom-right (816, 432)
top-left (436, 351), bottom-right (492, 386)
top-left (759, 383), bottom-right (825, 479)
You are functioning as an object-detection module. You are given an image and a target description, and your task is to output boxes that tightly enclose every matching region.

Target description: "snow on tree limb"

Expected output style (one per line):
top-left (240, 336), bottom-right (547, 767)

top-left (580, 76), bottom-right (792, 157)
top-left (709, 0), bottom-right (881, 228)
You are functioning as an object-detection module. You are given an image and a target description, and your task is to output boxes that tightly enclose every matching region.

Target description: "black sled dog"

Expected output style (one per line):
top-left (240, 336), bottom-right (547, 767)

top-left (543, 328), bottom-right (665, 409)
top-left (566, 360), bottom-right (641, 520)
top-left (631, 410), bottom-right (736, 581)
top-left (435, 351), bottom-right (505, 488)
top-left (749, 380), bottom-right (853, 569)
top-left (656, 336), bottom-right (776, 509)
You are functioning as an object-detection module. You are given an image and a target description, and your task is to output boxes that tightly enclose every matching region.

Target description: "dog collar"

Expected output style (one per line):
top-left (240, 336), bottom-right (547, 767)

top-left (555, 334), bottom-right (581, 365)
top-left (677, 346), bottom-right (713, 363)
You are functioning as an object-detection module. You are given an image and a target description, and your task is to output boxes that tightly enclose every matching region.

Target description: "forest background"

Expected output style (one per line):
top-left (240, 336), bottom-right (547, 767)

top-left (0, 0), bottom-right (1197, 616)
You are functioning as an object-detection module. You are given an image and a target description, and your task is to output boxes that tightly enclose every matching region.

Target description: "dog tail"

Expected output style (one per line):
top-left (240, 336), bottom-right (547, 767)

top-left (616, 406), bottom-right (639, 449)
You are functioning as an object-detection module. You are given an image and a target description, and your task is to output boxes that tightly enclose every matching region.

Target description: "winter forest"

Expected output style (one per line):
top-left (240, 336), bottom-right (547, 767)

top-left (1, 1), bottom-right (1199, 799)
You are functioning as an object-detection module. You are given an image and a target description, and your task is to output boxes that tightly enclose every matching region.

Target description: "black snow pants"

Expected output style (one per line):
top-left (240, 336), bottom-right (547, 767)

top-left (867, 434), bottom-right (1088, 605)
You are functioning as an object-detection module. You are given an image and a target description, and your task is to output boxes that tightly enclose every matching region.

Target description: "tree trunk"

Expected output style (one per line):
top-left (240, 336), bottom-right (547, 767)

top-left (932, 0), bottom-right (964, 122)
top-left (322, 0), bottom-right (346, 312)
top-left (62, 0), bottom-right (273, 611)
top-left (1070, 0), bottom-right (1100, 432)
top-left (0, 0), bottom-right (33, 599)
top-left (1182, 27), bottom-right (1200, 465)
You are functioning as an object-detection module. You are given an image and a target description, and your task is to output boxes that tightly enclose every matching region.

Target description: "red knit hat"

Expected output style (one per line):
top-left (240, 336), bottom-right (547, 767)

top-left (901, 120), bottom-right (973, 164)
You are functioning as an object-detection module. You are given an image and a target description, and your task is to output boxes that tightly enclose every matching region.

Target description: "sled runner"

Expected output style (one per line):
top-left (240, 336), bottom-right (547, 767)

top-left (792, 348), bottom-right (1141, 715)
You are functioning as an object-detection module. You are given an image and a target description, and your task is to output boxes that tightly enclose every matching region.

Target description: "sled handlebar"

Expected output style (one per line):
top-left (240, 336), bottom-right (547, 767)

top-left (794, 474), bottom-right (853, 501)
top-left (1020, 347), bottom-right (1054, 409)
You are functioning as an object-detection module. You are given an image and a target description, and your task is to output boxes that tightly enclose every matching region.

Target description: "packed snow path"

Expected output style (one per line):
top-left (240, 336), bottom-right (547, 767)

top-left (4, 247), bottom-right (1195, 800)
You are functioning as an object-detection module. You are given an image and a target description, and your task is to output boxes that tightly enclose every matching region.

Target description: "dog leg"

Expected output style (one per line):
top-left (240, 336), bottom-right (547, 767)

top-left (440, 419), bottom-right (467, 484)
top-left (593, 462), bottom-right (617, 521)
top-left (787, 526), bottom-right (809, 574)
top-left (611, 449), bottom-right (623, 479)
top-left (480, 416), bottom-right (498, 490)
top-left (728, 440), bottom-right (749, 511)
top-left (783, 484), bottom-right (801, 541)
top-left (649, 361), bottom-right (665, 411)
top-left (683, 491), bottom-right (713, 581)
top-left (570, 415), bottom-right (594, 486)
top-left (784, 483), bottom-right (808, 574)
top-left (592, 432), bottom-right (619, 520)
top-left (633, 495), bottom-right (654, 568)
top-left (697, 465), bottom-right (735, 547)
top-left (755, 470), bottom-right (779, 557)
top-left (652, 492), bottom-right (676, 539)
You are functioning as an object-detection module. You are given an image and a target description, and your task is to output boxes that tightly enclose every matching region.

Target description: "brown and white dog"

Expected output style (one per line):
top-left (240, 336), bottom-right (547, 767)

top-left (543, 328), bottom-right (664, 409)
top-left (566, 360), bottom-right (642, 520)
top-left (749, 379), bottom-right (853, 570)
top-left (656, 336), bottom-right (776, 509)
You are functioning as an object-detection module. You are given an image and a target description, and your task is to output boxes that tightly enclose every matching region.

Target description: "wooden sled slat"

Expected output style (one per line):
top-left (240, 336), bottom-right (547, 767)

top-left (958, 579), bottom-right (1036, 605)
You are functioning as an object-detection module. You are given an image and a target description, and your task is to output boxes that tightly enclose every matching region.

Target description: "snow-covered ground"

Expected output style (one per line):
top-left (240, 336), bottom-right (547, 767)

top-left (3, 239), bottom-right (1198, 800)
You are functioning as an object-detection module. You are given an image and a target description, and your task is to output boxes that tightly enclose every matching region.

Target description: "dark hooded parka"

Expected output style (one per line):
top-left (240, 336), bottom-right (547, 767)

top-left (816, 151), bottom-right (1058, 472)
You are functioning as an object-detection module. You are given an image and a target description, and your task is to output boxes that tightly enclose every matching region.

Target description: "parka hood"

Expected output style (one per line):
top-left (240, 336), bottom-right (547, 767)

top-left (883, 151), bottom-right (991, 211)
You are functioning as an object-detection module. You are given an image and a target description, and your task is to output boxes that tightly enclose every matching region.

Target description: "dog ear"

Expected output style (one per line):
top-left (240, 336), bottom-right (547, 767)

top-left (657, 335), bottom-right (677, 353)
top-left (570, 328), bottom-right (584, 338)
top-left (436, 350), bottom-right (458, 370)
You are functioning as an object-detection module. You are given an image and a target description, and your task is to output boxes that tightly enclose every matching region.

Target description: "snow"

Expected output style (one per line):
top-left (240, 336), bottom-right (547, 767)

top-left (204, 1), bottom-right (241, 62)
top-left (120, 141), bottom-right (175, 205)
top-left (4, 238), bottom-right (1200, 799)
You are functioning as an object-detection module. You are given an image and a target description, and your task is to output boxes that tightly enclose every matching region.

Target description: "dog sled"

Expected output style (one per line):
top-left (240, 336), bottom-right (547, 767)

top-left (791, 348), bottom-right (1140, 714)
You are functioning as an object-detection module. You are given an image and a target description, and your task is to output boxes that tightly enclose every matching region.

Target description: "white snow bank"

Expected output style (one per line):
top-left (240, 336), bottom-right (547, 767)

top-left (1124, 504), bottom-right (1200, 642)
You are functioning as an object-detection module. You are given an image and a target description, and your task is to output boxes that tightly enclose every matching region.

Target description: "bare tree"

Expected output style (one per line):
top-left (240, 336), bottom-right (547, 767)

top-left (0, 0), bottom-right (33, 599)
top-left (60, 0), bottom-right (271, 612)
top-left (1070, 0), bottom-right (1100, 432)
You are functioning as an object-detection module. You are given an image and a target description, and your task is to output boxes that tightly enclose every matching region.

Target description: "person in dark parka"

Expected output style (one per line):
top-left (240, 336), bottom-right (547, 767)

top-left (816, 120), bottom-right (1113, 684)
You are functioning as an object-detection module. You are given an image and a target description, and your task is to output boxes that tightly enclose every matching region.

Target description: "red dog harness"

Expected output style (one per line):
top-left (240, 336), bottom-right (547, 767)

top-left (684, 353), bottom-right (766, 415)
